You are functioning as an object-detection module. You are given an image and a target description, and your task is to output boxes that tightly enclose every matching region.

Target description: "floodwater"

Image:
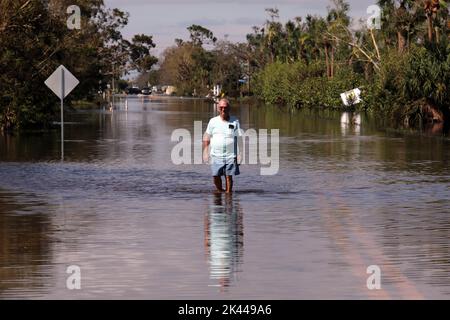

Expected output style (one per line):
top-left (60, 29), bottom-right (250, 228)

top-left (1, 97), bottom-right (449, 299)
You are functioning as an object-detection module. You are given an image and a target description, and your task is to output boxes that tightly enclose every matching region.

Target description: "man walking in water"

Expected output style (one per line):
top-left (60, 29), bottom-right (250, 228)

top-left (203, 99), bottom-right (241, 193)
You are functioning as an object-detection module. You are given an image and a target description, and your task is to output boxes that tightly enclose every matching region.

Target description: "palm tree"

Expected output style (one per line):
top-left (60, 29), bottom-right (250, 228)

top-left (378, 0), bottom-right (418, 52)
top-left (264, 8), bottom-right (280, 63)
top-left (325, 0), bottom-right (351, 78)
top-left (303, 15), bottom-right (327, 64)
top-left (284, 20), bottom-right (298, 63)
top-left (422, 0), bottom-right (440, 42)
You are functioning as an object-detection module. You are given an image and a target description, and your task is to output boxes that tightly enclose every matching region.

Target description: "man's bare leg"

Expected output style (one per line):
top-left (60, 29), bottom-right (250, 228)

top-left (225, 176), bottom-right (233, 193)
top-left (213, 176), bottom-right (224, 192)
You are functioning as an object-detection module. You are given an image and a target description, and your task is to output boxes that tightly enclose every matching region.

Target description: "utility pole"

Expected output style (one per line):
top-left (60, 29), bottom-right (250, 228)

top-left (247, 59), bottom-right (251, 95)
top-left (112, 63), bottom-right (115, 109)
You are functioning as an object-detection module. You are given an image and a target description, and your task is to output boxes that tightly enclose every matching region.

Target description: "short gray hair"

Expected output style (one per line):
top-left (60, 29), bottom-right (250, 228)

top-left (218, 98), bottom-right (230, 107)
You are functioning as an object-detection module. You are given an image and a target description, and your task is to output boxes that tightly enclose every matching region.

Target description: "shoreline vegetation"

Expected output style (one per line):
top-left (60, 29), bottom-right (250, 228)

top-left (1, 0), bottom-right (449, 133)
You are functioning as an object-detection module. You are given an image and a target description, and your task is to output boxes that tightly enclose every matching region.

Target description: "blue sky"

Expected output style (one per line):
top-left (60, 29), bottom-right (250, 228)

top-left (105, 0), bottom-right (375, 56)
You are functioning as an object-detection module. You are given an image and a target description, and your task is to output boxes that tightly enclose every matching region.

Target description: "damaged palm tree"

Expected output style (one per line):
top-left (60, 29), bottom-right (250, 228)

top-left (423, 0), bottom-right (441, 42)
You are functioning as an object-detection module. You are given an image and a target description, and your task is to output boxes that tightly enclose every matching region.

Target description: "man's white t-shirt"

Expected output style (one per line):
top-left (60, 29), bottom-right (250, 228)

top-left (205, 116), bottom-right (241, 161)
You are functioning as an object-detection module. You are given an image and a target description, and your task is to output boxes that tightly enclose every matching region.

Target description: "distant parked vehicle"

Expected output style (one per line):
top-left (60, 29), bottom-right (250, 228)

top-left (152, 85), bottom-right (162, 94)
top-left (141, 87), bottom-right (151, 95)
top-left (126, 87), bottom-right (141, 95)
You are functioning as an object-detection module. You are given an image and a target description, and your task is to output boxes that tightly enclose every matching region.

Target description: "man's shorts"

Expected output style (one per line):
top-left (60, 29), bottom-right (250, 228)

top-left (210, 157), bottom-right (240, 176)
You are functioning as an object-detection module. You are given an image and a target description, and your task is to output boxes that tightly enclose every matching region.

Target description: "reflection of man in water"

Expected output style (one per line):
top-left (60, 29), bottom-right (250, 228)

top-left (204, 193), bottom-right (243, 290)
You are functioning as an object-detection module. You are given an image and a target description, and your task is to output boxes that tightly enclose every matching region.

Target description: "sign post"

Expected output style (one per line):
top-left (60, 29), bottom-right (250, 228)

top-left (61, 68), bottom-right (65, 160)
top-left (45, 65), bottom-right (79, 161)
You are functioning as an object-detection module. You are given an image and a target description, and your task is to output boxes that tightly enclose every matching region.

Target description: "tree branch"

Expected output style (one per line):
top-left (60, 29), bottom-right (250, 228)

top-left (369, 28), bottom-right (381, 61)
top-left (326, 31), bottom-right (380, 71)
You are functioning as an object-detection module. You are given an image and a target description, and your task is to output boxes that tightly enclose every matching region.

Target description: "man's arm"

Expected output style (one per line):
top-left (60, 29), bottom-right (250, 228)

top-left (236, 121), bottom-right (243, 165)
top-left (202, 133), bottom-right (211, 163)
top-left (236, 135), bottom-right (243, 164)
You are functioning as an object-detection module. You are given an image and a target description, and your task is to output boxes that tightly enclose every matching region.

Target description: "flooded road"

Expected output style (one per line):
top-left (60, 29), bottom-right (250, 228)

top-left (1, 97), bottom-right (450, 299)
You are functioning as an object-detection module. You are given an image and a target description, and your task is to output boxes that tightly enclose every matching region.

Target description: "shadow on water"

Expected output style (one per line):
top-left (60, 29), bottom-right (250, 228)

top-left (204, 193), bottom-right (244, 291)
top-left (0, 191), bottom-right (54, 298)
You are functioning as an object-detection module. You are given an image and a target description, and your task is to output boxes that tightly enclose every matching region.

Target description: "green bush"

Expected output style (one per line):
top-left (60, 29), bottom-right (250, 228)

top-left (255, 61), bottom-right (366, 110)
top-left (366, 44), bottom-right (450, 126)
top-left (254, 61), bottom-right (292, 104)
top-left (403, 45), bottom-right (450, 108)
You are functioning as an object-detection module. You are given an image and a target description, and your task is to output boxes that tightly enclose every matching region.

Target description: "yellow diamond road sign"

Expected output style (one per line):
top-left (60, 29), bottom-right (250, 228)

top-left (45, 65), bottom-right (79, 99)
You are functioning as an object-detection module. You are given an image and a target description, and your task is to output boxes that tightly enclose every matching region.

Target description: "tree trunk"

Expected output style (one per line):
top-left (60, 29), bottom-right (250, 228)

top-left (364, 62), bottom-right (372, 81)
top-left (247, 59), bottom-right (251, 94)
top-left (270, 43), bottom-right (275, 63)
top-left (348, 56), bottom-right (353, 67)
top-left (427, 15), bottom-right (434, 42)
top-left (421, 99), bottom-right (443, 123)
top-left (325, 45), bottom-right (330, 78)
top-left (435, 26), bottom-right (440, 43)
top-left (330, 46), bottom-right (334, 79)
top-left (1, 108), bottom-right (16, 132)
top-left (397, 31), bottom-right (406, 53)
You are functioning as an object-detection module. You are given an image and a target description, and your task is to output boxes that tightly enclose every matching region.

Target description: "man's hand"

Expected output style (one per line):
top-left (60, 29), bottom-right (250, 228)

top-left (237, 154), bottom-right (242, 165)
top-left (203, 152), bottom-right (210, 164)
top-left (202, 134), bottom-right (211, 164)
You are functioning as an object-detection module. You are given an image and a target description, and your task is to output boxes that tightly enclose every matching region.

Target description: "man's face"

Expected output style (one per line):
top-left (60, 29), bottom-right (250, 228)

top-left (218, 102), bottom-right (230, 119)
